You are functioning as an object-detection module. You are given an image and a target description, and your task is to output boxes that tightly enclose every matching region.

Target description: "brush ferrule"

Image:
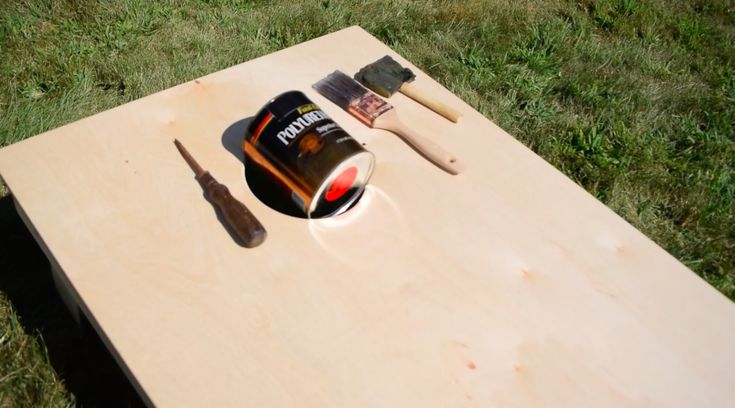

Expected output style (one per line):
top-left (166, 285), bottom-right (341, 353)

top-left (349, 93), bottom-right (392, 126)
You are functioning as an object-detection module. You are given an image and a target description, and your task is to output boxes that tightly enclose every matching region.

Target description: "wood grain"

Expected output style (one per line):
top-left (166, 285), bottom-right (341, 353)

top-left (0, 26), bottom-right (733, 407)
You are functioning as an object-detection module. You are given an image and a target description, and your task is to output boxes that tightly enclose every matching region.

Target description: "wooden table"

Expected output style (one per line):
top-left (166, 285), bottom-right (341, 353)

top-left (0, 26), bottom-right (733, 407)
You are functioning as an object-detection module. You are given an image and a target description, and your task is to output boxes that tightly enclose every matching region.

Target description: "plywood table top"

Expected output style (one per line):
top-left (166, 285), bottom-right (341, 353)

top-left (0, 26), bottom-right (733, 407)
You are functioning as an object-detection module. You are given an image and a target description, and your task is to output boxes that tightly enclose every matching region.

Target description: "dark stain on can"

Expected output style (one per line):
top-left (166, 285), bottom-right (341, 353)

top-left (244, 91), bottom-right (375, 218)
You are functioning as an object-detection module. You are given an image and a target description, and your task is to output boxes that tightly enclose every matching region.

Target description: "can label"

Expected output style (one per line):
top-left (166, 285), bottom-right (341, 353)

top-left (250, 104), bottom-right (341, 162)
top-left (275, 106), bottom-right (328, 145)
top-left (244, 91), bottom-right (374, 217)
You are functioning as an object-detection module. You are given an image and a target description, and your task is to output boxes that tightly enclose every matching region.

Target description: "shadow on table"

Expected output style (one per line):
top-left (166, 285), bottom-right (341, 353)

top-left (222, 117), bottom-right (306, 218)
top-left (0, 196), bottom-right (146, 407)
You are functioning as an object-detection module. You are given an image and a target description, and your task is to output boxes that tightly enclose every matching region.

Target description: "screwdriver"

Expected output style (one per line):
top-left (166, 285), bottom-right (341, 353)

top-left (174, 139), bottom-right (266, 248)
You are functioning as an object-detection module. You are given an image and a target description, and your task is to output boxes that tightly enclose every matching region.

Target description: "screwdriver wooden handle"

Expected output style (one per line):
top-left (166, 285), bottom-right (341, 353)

top-left (197, 172), bottom-right (267, 248)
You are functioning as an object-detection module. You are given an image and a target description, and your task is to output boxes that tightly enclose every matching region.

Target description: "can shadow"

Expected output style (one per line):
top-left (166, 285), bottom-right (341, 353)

top-left (220, 117), bottom-right (250, 163)
top-left (221, 118), bottom-right (305, 218)
top-left (0, 196), bottom-right (146, 407)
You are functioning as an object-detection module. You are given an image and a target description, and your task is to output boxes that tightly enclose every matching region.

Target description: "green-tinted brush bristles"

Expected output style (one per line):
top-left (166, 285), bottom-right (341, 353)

top-left (354, 55), bottom-right (415, 97)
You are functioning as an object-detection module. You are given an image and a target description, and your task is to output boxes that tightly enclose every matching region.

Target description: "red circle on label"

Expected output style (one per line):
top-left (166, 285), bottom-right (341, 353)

top-left (325, 166), bottom-right (358, 202)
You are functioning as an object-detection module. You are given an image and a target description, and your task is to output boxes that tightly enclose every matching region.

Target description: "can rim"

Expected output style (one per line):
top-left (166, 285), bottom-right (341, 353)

top-left (308, 150), bottom-right (375, 217)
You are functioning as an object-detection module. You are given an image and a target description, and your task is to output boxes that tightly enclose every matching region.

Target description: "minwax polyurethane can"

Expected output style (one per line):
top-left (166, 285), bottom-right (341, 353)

top-left (244, 91), bottom-right (374, 218)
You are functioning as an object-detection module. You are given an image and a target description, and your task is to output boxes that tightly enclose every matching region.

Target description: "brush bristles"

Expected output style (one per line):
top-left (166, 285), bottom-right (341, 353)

top-left (313, 70), bottom-right (393, 127)
top-left (312, 70), bottom-right (369, 110)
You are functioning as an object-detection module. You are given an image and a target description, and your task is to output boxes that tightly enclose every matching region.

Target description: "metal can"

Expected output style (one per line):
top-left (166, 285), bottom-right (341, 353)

top-left (243, 91), bottom-right (375, 218)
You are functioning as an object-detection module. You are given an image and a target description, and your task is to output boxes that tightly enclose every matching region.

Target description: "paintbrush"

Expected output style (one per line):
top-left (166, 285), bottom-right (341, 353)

top-left (312, 71), bottom-right (463, 175)
top-left (355, 55), bottom-right (462, 123)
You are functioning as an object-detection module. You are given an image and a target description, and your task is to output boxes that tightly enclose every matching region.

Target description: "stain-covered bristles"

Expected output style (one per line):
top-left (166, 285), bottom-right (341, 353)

top-left (313, 70), bottom-right (392, 127)
top-left (312, 71), bottom-right (370, 110)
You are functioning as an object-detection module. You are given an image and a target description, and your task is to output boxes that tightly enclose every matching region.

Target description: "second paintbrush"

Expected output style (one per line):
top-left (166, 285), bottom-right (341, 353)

top-left (313, 71), bottom-right (464, 175)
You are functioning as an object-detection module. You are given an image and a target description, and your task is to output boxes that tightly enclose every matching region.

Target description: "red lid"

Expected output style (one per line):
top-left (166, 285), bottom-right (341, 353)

top-left (325, 166), bottom-right (358, 202)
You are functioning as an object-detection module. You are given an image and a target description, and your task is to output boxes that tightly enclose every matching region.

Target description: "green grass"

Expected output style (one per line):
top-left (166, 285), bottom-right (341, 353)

top-left (1, 0), bottom-right (733, 405)
top-left (0, 294), bottom-right (72, 407)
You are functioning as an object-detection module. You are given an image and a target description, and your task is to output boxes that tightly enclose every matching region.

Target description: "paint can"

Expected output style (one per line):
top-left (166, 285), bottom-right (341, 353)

top-left (244, 91), bottom-right (374, 218)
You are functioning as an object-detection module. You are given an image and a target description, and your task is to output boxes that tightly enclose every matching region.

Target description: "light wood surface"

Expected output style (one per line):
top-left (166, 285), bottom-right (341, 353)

top-left (0, 26), bottom-right (733, 407)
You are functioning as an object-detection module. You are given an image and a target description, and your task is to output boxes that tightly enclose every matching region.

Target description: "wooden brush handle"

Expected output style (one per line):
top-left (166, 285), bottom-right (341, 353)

top-left (197, 172), bottom-right (267, 248)
top-left (373, 109), bottom-right (464, 175)
top-left (399, 82), bottom-right (462, 123)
